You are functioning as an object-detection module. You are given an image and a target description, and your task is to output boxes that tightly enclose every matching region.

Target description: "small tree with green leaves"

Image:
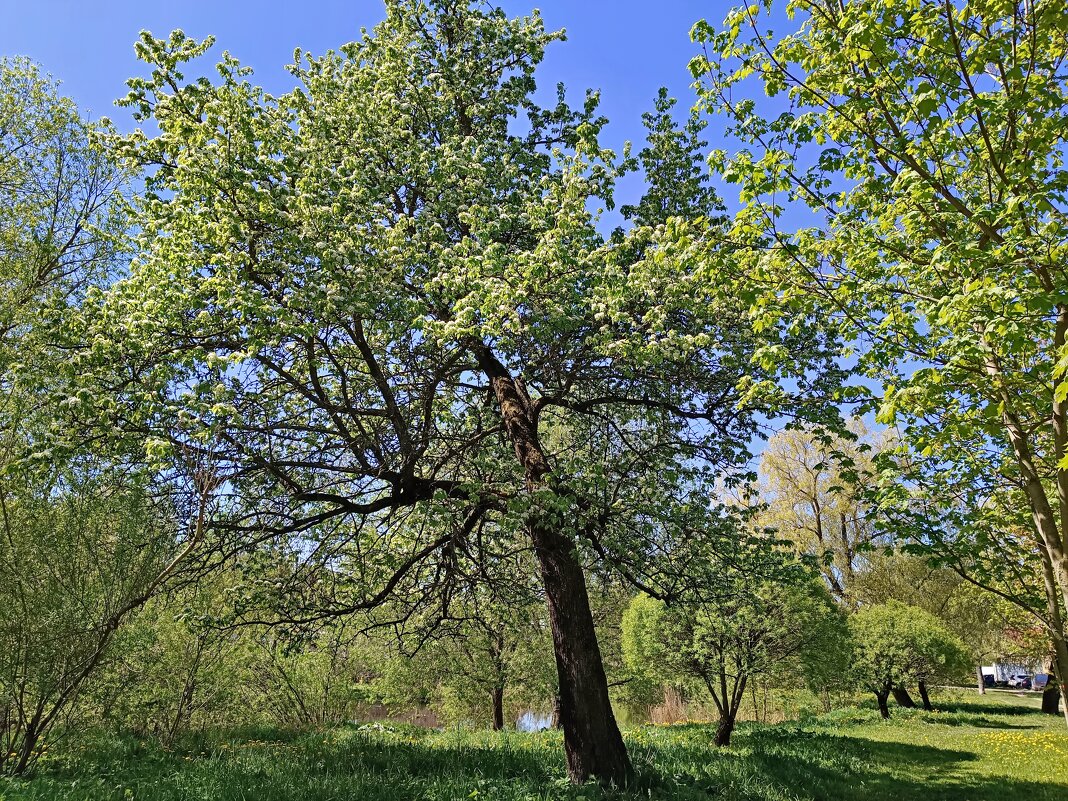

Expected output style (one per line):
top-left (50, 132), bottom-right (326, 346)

top-left (622, 575), bottom-right (847, 746)
top-left (850, 601), bottom-right (971, 718)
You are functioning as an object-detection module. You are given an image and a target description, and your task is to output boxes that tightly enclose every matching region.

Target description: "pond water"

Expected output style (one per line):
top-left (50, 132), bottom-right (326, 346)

top-left (516, 711), bottom-right (554, 732)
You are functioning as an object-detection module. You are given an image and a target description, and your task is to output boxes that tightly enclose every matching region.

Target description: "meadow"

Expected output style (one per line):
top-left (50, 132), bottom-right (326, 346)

top-left (2, 694), bottom-right (1065, 801)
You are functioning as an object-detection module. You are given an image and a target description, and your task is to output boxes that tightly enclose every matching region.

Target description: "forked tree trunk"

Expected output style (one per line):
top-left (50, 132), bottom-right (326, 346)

top-left (875, 684), bottom-right (891, 719)
top-left (492, 686), bottom-right (505, 731)
top-left (917, 680), bottom-right (934, 712)
top-left (892, 684), bottom-right (916, 708)
top-left (477, 346), bottom-right (631, 785)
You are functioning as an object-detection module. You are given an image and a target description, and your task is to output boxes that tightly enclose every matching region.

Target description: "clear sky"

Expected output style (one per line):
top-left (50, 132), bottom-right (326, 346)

top-left (0, 0), bottom-right (726, 211)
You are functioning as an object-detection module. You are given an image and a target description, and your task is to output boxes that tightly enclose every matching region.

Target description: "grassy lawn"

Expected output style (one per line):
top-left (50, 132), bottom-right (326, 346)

top-left (2, 695), bottom-right (1065, 800)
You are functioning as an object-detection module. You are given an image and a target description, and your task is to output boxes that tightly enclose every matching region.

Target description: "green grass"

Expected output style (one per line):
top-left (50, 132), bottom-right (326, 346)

top-left (2, 695), bottom-right (1066, 800)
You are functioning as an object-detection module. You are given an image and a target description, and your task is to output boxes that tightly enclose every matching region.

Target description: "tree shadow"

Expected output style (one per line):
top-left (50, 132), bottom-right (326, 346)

top-left (725, 727), bottom-right (1068, 801)
top-left (932, 699), bottom-right (1042, 717)
top-left (11, 724), bottom-right (1068, 801)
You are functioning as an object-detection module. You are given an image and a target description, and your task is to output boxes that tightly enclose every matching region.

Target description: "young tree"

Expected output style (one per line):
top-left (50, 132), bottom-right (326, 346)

top-left (0, 476), bottom-right (178, 775)
top-left (758, 421), bottom-right (884, 604)
top-left (376, 595), bottom-right (556, 730)
top-left (0, 59), bottom-right (200, 776)
top-left (91, 1), bottom-right (841, 782)
top-left (622, 575), bottom-right (847, 746)
top-left (694, 0), bottom-right (1068, 723)
top-left (849, 601), bottom-right (971, 718)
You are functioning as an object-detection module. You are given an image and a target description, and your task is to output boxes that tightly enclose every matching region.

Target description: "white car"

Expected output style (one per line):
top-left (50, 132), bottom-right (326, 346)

top-left (1007, 674), bottom-right (1032, 689)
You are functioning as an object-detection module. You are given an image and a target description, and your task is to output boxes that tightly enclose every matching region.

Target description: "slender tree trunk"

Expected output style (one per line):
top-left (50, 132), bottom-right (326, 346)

top-left (993, 345), bottom-right (1068, 729)
top-left (917, 680), bottom-right (934, 712)
top-left (492, 686), bottom-right (505, 731)
top-left (976, 665), bottom-right (986, 695)
top-left (476, 345), bottom-right (631, 785)
top-left (892, 684), bottom-right (916, 708)
top-left (875, 684), bottom-right (891, 719)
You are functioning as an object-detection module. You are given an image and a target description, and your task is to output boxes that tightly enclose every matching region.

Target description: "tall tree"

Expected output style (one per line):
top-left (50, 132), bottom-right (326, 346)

top-left (91, 2), bottom-right (840, 783)
top-left (694, 0), bottom-right (1068, 722)
top-left (758, 421), bottom-right (883, 604)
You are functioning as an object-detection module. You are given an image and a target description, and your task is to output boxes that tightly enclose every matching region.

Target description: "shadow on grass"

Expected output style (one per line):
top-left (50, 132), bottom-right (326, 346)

top-left (931, 699), bottom-right (1043, 716)
top-left (720, 726), bottom-right (1068, 801)
top-left (840, 698), bottom-right (1050, 729)
top-left (10, 728), bottom-right (585, 801)
top-left (6, 721), bottom-right (1068, 801)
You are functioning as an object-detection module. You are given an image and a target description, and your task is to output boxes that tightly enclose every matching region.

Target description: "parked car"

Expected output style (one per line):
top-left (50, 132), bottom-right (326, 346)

top-left (1007, 674), bottom-right (1032, 689)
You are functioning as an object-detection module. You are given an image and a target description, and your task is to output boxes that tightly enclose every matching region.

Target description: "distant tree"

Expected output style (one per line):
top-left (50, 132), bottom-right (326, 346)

top-left (0, 56), bottom-right (124, 355)
top-left (758, 421), bottom-right (884, 604)
top-left (853, 549), bottom-right (1019, 695)
top-left (376, 594), bottom-right (555, 730)
top-left (97, 575), bottom-right (266, 743)
top-left (0, 58), bottom-right (193, 777)
top-left (622, 573), bottom-right (848, 746)
top-left (849, 601), bottom-right (971, 718)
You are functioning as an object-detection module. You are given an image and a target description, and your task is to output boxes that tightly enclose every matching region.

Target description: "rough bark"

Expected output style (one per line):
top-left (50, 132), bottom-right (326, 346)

top-left (492, 686), bottom-right (505, 731)
top-left (532, 517), bottom-right (633, 783)
top-left (892, 684), bottom-right (916, 708)
top-left (917, 680), bottom-right (934, 712)
top-left (476, 345), bottom-right (631, 785)
top-left (976, 665), bottom-right (986, 695)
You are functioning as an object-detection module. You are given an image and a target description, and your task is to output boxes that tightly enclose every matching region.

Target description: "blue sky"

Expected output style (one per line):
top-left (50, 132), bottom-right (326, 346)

top-left (1, 1), bottom-right (867, 438)
top-left (1, 0), bottom-right (727, 212)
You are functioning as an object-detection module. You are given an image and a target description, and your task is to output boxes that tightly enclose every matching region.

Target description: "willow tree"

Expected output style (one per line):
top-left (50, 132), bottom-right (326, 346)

top-left (695, 0), bottom-right (1068, 721)
top-left (91, 1), bottom-right (839, 783)
top-left (758, 422), bottom-right (884, 605)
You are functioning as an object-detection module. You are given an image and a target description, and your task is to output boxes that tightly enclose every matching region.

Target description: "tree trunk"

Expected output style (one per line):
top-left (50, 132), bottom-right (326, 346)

top-left (976, 665), bottom-right (986, 695)
top-left (875, 685), bottom-right (891, 719)
top-left (477, 346), bottom-right (631, 785)
top-left (550, 692), bottom-right (562, 729)
top-left (714, 711), bottom-right (736, 747)
top-left (1052, 636), bottom-right (1068, 728)
top-left (492, 686), bottom-right (505, 731)
top-left (917, 680), bottom-right (934, 712)
top-left (1042, 683), bottom-right (1062, 715)
top-left (892, 684), bottom-right (916, 708)
top-left (532, 518), bottom-right (632, 784)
